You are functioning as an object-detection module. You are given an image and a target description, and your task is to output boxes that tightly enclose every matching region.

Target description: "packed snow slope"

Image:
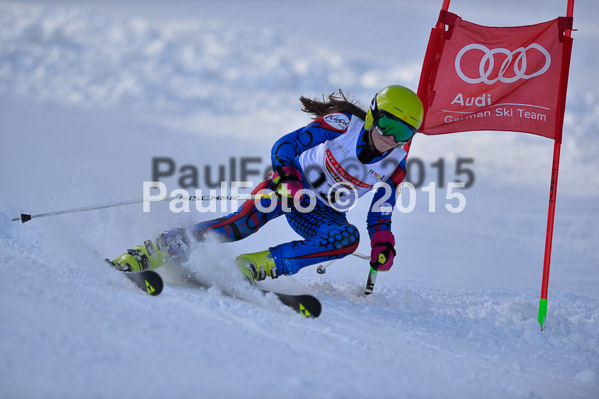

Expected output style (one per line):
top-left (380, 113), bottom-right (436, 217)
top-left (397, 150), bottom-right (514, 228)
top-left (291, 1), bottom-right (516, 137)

top-left (1, 1), bottom-right (598, 398)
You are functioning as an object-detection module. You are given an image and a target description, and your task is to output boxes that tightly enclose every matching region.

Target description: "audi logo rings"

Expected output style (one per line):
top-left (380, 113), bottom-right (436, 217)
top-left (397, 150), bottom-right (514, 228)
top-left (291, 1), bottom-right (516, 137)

top-left (455, 43), bottom-right (551, 85)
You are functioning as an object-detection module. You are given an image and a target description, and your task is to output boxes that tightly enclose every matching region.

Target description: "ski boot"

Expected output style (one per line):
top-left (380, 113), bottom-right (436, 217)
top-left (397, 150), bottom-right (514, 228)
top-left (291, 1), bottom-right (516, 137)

top-left (110, 228), bottom-right (190, 272)
top-left (235, 249), bottom-right (279, 284)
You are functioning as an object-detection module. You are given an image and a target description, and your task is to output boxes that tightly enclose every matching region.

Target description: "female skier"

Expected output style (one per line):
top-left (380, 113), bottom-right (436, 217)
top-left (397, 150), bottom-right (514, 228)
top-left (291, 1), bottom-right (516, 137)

top-left (111, 85), bottom-right (424, 283)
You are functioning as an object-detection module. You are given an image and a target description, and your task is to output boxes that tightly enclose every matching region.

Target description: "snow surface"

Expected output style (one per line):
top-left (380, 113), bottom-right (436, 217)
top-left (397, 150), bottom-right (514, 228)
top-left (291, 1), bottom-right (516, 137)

top-left (1, 1), bottom-right (598, 398)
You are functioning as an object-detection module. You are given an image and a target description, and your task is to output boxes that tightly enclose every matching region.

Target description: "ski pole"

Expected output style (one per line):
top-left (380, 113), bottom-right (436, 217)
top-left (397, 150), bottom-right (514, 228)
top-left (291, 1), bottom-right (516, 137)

top-left (314, 251), bottom-right (376, 295)
top-left (350, 252), bottom-right (378, 296)
top-left (316, 252), bottom-right (369, 274)
top-left (352, 252), bottom-right (370, 261)
top-left (10, 194), bottom-right (270, 223)
top-left (344, 253), bottom-right (379, 296)
top-left (316, 259), bottom-right (336, 274)
top-left (364, 267), bottom-right (377, 296)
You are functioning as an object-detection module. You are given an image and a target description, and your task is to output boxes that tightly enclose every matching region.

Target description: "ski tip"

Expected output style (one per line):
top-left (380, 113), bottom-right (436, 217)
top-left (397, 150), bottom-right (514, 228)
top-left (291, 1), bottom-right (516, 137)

top-left (123, 270), bottom-right (164, 296)
top-left (267, 290), bottom-right (322, 318)
top-left (296, 296), bottom-right (322, 318)
top-left (144, 274), bottom-right (163, 296)
top-left (302, 301), bottom-right (322, 318)
top-left (12, 214), bottom-right (31, 223)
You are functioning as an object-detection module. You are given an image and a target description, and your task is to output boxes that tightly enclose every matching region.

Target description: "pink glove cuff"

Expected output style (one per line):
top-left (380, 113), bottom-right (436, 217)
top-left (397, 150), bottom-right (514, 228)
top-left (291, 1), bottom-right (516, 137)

top-left (371, 230), bottom-right (395, 247)
top-left (370, 230), bottom-right (396, 271)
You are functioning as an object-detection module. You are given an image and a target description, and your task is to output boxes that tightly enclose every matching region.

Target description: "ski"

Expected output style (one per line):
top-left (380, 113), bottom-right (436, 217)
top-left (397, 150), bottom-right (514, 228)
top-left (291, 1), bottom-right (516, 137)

top-left (260, 289), bottom-right (322, 318)
top-left (174, 269), bottom-right (321, 317)
top-left (122, 269), bottom-right (164, 296)
top-left (101, 255), bottom-right (320, 313)
top-left (104, 258), bottom-right (164, 296)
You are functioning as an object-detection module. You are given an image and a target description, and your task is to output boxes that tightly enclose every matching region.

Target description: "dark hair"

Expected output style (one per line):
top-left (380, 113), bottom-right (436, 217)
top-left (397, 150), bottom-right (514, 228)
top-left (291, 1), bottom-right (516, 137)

top-left (299, 89), bottom-right (367, 120)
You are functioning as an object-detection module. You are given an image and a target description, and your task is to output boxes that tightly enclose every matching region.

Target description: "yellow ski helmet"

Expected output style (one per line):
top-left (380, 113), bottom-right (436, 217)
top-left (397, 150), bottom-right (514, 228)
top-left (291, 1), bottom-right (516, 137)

top-left (364, 85), bottom-right (424, 142)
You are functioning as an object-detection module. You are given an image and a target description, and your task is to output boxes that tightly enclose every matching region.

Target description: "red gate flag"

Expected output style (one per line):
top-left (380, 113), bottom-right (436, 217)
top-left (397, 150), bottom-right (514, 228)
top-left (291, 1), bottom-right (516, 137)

top-left (418, 11), bottom-right (573, 140)
top-left (415, 1), bottom-right (575, 331)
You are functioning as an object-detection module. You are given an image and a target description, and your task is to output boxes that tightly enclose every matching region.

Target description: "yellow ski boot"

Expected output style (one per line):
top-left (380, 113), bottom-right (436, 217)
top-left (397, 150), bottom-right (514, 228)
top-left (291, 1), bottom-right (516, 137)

top-left (110, 228), bottom-right (190, 272)
top-left (111, 240), bottom-right (166, 272)
top-left (235, 249), bottom-right (279, 284)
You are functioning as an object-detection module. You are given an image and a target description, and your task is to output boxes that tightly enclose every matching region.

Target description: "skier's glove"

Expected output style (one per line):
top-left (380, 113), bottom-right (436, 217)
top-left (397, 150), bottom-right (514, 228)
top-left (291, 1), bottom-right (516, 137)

top-left (370, 230), bottom-right (396, 271)
top-left (272, 166), bottom-right (303, 200)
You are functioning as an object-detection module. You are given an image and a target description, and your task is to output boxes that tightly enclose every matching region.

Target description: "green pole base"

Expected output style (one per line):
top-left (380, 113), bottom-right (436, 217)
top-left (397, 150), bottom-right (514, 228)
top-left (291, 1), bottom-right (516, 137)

top-left (538, 298), bottom-right (548, 331)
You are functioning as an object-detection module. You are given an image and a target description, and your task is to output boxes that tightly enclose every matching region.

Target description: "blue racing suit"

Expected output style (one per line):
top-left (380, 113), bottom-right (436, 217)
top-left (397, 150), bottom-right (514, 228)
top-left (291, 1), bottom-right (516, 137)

top-left (191, 112), bottom-right (407, 275)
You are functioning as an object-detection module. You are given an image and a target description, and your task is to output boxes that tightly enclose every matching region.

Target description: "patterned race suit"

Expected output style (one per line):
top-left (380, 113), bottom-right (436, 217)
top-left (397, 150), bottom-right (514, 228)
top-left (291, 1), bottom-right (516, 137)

top-left (191, 112), bottom-right (407, 275)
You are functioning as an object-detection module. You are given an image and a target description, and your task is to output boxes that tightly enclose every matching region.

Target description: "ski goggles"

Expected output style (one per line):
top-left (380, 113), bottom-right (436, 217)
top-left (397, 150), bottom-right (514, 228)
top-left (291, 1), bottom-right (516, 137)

top-left (374, 111), bottom-right (417, 143)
